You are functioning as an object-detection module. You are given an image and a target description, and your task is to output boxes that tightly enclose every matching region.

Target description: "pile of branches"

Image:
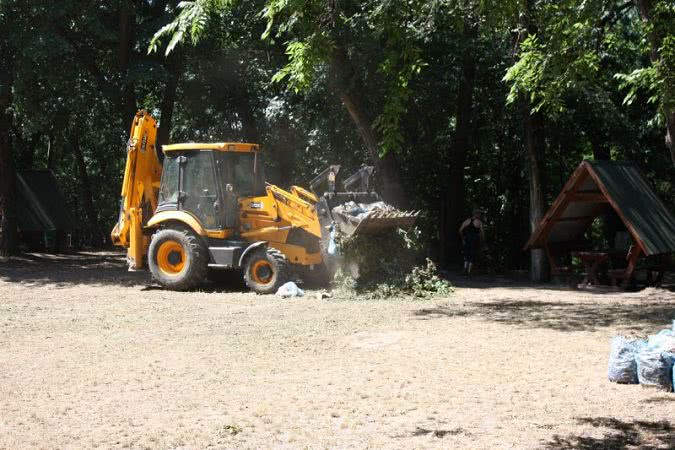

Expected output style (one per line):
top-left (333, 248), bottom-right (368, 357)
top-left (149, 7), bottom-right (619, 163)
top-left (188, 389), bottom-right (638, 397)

top-left (332, 227), bottom-right (452, 299)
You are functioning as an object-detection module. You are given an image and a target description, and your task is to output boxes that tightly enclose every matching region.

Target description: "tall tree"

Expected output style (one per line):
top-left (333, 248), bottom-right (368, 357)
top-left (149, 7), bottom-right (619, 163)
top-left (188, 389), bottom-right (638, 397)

top-left (504, 0), bottom-right (550, 281)
top-left (0, 1), bottom-right (19, 256)
top-left (440, 19), bottom-right (478, 266)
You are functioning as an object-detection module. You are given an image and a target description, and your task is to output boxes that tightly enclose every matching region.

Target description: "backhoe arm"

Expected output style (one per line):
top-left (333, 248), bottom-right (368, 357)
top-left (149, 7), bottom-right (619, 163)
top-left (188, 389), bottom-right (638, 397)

top-left (111, 110), bottom-right (163, 269)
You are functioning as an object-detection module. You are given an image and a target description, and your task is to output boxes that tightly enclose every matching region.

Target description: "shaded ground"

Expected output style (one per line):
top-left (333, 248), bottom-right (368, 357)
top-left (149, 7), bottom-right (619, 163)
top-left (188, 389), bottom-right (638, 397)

top-left (1, 252), bottom-right (674, 449)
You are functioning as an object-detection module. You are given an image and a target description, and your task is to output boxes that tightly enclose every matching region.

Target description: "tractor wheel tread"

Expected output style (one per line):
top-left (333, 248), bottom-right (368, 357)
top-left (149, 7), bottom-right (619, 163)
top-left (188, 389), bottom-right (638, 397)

top-left (243, 247), bottom-right (290, 294)
top-left (148, 227), bottom-right (208, 291)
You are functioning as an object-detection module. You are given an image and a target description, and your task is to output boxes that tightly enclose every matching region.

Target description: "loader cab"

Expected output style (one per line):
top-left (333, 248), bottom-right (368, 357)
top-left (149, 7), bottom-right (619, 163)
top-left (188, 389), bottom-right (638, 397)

top-left (158, 143), bottom-right (264, 230)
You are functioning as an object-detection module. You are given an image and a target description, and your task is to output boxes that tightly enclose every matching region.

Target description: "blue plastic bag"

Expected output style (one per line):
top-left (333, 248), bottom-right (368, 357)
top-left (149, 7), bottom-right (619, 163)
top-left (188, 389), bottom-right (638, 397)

top-left (636, 349), bottom-right (675, 391)
top-left (608, 337), bottom-right (646, 384)
top-left (646, 333), bottom-right (675, 351)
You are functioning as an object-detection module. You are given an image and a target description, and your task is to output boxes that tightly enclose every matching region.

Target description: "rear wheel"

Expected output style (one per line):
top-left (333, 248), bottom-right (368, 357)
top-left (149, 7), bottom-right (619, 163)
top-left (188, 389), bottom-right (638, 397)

top-left (244, 247), bottom-right (289, 294)
top-left (148, 228), bottom-right (208, 291)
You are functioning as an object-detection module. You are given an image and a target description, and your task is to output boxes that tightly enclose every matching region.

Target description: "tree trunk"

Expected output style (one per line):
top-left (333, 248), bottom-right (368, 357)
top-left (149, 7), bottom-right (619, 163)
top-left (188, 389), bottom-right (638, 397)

top-left (271, 117), bottom-right (300, 186)
top-left (524, 108), bottom-right (548, 282)
top-left (591, 137), bottom-right (611, 160)
top-left (234, 87), bottom-right (261, 144)
top-left (118, 0), bottom-right (137, 125)
top-left (330, 48), bottom-right (406, 205)
top-left (517, 0), bottom-right (549, 282)
top-left (440, 21), bottom-right (477, 267)
top-left (339, 91), bottom-right (406, 205)
top-left (157, 60), bottom-right (181, 148)
top-left (0, 75), bottom-right (18, 256)
top-left (46, 134), bottom-right (56, 170)
top-left (666, 110), bottom-right (675, 167)
top-left (238, 100), bottom-right (261, 144)
top-left (24, 133), bottom-right (39, 168)
top-left (71, 134), bottom-right (103, 245)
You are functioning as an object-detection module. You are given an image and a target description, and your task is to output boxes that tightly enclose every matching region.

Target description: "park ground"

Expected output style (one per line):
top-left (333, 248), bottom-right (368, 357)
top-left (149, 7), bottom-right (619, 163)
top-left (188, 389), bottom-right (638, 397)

top-left (1, 252), bottom-right (674, 449)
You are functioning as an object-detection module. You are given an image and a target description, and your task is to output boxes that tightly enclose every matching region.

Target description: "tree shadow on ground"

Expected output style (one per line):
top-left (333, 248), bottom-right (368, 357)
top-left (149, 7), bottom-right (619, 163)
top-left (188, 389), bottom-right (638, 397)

top-left (0, 252), bottom-right (148, 287)
top-left (0, 252), bottom-right (249, 292)
top-left (412, 299), bottom-right (675, 333)
top-left (543, 417), bottom-right (675, 449)
top-left (411, 426), bottom-right (469, 438)
top-left (413, 306), bottom-right (473, 320)
top-left (444, 272), bottom-right (675, 294)
top-left (641, 395), bottom-right (675, 404)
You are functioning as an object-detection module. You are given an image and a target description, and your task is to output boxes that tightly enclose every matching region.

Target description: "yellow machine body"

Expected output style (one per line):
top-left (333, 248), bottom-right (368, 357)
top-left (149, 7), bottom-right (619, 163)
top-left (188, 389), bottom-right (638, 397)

top-left (112, 111), bottom-right (325, 272)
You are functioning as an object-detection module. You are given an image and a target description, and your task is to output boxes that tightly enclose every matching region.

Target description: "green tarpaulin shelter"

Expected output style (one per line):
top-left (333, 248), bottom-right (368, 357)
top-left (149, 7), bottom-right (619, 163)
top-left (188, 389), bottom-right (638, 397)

top-left (16, 170), bottom-right (76, 250)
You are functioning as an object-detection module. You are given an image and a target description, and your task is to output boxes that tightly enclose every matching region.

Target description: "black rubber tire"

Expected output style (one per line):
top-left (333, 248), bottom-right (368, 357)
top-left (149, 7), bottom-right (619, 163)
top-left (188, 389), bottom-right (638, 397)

top-left (243, 247), bottom-right (290, 294)
top-left (148, 227), bottom-right (208, 291)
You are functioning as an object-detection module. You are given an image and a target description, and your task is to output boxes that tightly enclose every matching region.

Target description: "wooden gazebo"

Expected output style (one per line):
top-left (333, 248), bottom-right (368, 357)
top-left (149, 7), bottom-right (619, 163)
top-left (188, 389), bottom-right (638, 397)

top-left (524, 160), bottom-right (675, 287)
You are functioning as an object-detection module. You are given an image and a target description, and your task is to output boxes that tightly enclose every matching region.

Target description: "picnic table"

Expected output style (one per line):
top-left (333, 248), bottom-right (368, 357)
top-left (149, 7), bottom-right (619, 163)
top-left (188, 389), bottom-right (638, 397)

top-left (573, 251), bottom-right (610, 285)
top-left (572, 247), bottom-right (663, 289)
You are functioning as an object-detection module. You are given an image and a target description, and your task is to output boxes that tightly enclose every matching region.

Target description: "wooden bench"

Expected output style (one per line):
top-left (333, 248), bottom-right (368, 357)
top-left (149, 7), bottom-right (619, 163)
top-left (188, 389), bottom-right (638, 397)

top-left (608, 245), bottom-right (642, 289)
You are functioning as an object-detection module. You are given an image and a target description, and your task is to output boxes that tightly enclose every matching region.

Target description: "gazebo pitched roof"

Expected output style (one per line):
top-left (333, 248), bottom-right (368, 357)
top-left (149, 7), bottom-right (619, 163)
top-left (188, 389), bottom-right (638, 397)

top-left (524, 160), bottom-right (675, 256)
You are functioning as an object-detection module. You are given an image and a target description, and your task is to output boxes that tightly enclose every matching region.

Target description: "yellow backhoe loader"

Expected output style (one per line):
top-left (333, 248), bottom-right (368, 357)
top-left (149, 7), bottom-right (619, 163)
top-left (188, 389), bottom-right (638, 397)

top-left (111, 110), bottom-right (417, 292)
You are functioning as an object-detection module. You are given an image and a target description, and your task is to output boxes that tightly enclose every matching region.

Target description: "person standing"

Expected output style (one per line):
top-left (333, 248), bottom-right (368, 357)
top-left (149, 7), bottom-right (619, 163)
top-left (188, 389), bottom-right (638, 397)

top-left (459, 209), bottom-right (485, 276)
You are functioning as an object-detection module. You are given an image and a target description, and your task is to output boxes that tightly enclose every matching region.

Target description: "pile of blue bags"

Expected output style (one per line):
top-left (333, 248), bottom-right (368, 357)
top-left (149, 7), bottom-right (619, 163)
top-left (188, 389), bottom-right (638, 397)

top-left (607, 322), bottom-right (675, 392)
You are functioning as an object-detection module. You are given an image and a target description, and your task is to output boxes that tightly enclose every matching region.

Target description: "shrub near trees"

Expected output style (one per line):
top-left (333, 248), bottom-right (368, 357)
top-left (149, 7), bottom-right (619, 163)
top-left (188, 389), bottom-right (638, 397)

top-left (0, 0), bottom-right (673, 281)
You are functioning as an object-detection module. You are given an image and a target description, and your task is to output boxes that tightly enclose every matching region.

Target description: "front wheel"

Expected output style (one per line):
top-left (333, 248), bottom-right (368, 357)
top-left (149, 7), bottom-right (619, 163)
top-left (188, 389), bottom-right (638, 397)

top-left (148, 228), bottom-right (208, 291)
top-left (243, 247), bottom-right (290, 294)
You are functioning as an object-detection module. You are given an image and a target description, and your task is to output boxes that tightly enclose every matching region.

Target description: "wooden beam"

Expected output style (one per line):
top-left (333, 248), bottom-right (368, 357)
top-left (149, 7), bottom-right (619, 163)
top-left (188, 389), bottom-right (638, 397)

top-left (523, 164), bottom-right (591, 250)
top-left (622, 246), bottom-right (643, 289)
top-left (557, 215), bottom-right (595, 222)
top-left (570, 193), bottom-right (608, 203)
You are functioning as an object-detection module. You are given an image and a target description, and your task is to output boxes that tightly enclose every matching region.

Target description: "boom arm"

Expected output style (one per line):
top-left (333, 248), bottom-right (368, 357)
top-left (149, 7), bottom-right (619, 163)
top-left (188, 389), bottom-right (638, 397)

top-left (111, 110), bottom-right (162, 269)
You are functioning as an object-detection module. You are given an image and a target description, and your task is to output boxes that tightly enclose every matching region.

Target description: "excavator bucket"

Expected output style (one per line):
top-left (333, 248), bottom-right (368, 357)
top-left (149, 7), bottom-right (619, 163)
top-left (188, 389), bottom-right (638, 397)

top-left (331, 202), bottom-right (419, 237)
top-left (311, 166), bottom-right (418, 239)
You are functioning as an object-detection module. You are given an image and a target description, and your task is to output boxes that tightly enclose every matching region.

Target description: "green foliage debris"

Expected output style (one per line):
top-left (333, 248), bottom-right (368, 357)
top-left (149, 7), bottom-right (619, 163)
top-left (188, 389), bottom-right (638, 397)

top-left (332, 228), bottom-right (453, 300)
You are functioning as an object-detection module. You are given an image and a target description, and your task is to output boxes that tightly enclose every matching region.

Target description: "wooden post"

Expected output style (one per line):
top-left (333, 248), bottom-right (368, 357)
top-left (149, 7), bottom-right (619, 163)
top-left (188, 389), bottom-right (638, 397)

top-left (621, 246), bottom-right (642, 289)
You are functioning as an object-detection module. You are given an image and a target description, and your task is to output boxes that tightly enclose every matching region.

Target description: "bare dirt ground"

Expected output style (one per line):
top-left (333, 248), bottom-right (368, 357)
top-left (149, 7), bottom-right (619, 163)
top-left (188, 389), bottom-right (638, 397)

top-left (1, 252), bottom-right (675, 449)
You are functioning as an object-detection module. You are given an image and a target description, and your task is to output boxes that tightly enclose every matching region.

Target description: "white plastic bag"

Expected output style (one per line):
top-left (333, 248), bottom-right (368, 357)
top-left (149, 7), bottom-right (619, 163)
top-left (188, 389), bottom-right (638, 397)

top-left (276, 281), bottom-right (304, 298)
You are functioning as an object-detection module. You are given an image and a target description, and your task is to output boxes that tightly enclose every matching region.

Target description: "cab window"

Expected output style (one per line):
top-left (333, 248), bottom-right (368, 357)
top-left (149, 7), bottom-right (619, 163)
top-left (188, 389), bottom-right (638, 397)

top-left (181, 151), bottom-right (219, 228)
top-left (158, 156), bottom-right (180, 205)
top-left (219, 152), bottom-right (266, 197)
